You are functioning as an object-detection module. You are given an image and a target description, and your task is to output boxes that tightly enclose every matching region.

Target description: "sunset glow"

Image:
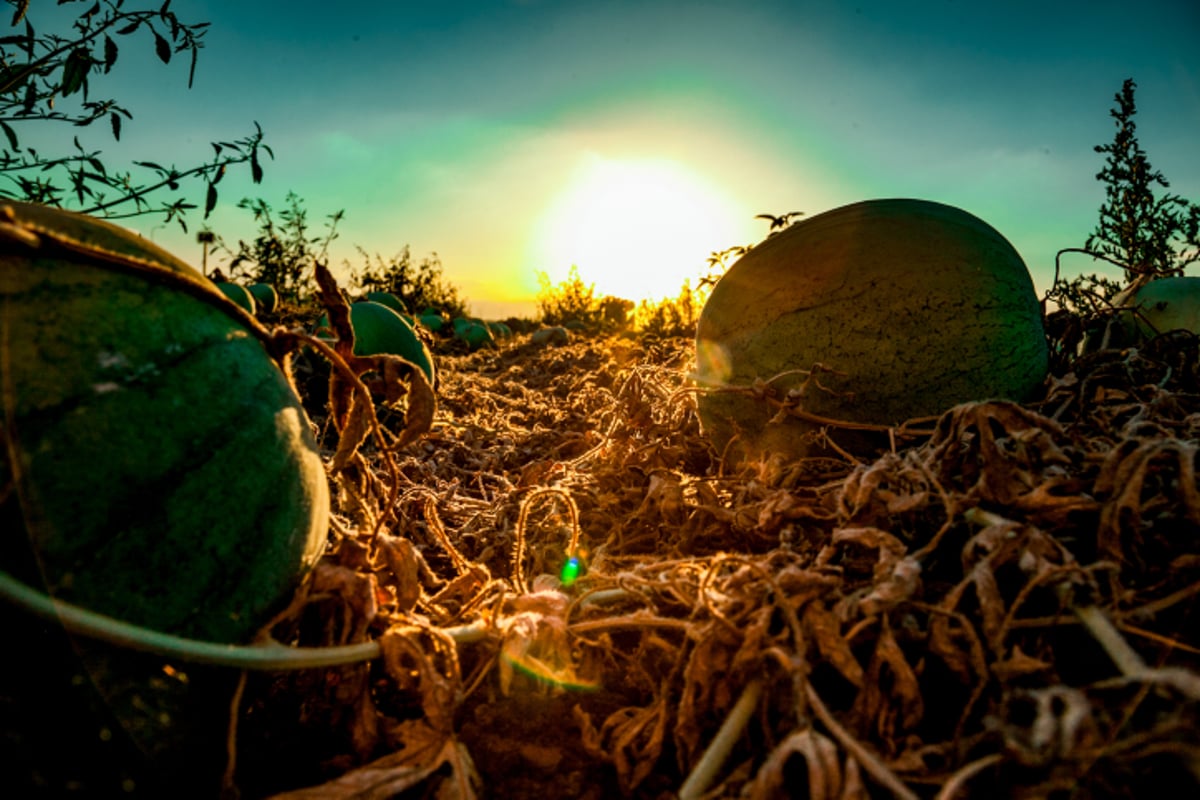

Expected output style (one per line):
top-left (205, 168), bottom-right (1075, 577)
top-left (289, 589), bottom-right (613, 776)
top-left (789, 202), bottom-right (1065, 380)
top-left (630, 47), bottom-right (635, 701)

top-left (531, 157), bottom-right (749, 302)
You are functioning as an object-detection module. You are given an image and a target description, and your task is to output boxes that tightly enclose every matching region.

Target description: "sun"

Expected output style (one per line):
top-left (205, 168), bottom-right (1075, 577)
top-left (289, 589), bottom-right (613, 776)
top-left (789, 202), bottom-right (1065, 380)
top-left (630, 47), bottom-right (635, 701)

top-left (531, 157), bottom-right (748, 302)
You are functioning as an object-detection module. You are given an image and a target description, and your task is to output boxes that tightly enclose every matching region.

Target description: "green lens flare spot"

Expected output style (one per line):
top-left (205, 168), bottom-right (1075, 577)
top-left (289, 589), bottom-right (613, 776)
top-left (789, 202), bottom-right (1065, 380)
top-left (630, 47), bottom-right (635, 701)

top-left (561, 556), bottom-right (582, 587)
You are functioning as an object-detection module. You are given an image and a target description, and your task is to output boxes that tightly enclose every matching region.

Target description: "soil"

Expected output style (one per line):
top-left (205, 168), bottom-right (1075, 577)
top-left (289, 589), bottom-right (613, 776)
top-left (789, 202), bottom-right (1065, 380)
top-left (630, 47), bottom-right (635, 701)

top-left (7, 315), bottom-right (1200, 799)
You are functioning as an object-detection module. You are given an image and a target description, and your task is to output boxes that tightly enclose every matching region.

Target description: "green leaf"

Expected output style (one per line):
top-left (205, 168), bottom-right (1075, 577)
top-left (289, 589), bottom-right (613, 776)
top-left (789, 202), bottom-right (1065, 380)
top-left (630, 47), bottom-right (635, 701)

top-left (0, 120), bottom-right (18, 151)
top-left (153, 32), bottom-right (171, 64)
top-left (103, 35), bottom-right (118, 72)
top-left (205, 183), bottom-right (217, 216)
top-left (110, 110), bottom-right (121, 140)
top-left (116, 20), bottom-right (140, 35)
top-left (250, 150), bottom-right (263, 183)
top-left (61, 49), bottom-right (90, 97)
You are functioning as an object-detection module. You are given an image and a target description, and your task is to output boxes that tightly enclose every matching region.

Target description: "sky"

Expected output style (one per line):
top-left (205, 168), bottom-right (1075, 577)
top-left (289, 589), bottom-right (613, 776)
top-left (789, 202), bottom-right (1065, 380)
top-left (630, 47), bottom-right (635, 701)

top-left (20, 0), bottom-right (1200, 318)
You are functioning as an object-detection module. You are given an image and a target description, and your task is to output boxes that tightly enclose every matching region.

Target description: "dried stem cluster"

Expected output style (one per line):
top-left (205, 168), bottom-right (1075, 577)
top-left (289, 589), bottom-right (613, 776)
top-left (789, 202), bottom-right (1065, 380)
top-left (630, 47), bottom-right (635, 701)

top-left (234, 319), bottom-right (1200, 799)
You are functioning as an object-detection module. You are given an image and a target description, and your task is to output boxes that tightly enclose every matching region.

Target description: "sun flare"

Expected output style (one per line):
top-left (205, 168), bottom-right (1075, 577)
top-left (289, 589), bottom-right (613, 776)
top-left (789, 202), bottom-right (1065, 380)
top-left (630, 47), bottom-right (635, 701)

top-left (532, 157), bottom-right (747, 302)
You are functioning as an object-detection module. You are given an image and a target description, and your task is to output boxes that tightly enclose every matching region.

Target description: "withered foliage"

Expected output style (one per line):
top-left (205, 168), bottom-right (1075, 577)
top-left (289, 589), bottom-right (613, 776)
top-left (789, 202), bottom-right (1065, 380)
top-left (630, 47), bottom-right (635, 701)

top-left (231, 321), bottom-right (1200, 799)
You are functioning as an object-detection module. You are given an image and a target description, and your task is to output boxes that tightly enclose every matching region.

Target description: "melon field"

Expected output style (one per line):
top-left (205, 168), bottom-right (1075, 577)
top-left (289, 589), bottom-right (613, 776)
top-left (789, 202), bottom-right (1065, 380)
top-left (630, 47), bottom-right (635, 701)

top-left (7, 283), bottom-right (1199, 797)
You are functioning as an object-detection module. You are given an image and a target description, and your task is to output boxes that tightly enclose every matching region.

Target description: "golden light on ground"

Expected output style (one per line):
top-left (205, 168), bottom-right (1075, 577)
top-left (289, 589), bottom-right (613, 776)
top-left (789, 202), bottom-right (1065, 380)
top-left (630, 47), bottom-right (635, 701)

top-left (531, 156), bottom-right (748, 302)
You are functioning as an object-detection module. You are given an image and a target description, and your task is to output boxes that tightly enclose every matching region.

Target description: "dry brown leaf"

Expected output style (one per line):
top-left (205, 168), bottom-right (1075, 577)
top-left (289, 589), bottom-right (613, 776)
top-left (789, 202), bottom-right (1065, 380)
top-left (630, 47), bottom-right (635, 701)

top-left (308, 562), bottom-right (380, 645)
top-left (803, 602), bottom-right (864, 688)
top-left (604, 695), bottom-right (670, 793)
top-left (378, 627), bottom-right (462, 733)
top-left (371, 534), bottom-right (423, 614)
top-left (746, 728), bottom-right (844, 800)
top-left (859, 555), bottom-right (923, 616)
top-left (851, 619), bottom-right (924, 748)
top-left (268, 726), bottom-right (479, 800)
top-left (498, 589), bottom-right (592, 694)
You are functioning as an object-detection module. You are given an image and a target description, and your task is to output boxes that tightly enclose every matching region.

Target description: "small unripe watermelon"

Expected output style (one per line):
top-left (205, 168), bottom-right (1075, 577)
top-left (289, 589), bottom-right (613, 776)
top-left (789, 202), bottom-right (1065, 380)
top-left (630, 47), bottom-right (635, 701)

top-left (459, 321), bottom-right (494, 350)
top-left (0, 201), bottom-right (328, 644)
top-left (247, 282), bottom-right (279, 313)
top-left (419, 312), bottom-right (445, 332)
top-left (342, 300), bottom-right (436, 385)
top-left (695, 198), bottom-right (1048, 462)
top-left (364, 290), bottom-right (406, 315)
top-left (215, 280), bottom-right (256, 315)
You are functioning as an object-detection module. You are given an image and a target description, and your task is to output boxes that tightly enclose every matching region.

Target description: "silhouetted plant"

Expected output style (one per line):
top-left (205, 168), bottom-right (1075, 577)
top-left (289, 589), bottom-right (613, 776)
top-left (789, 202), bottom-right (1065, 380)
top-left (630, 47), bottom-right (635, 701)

top-left (598, 295), bottom-right (634, 331)
top-left (1085, 78), bottom-right (1199, 284)
top-left (221, 192), bottom-right (342, 305)
top-left (1045, 78), bottom-right (1198, 333)
top-left (0, 0), bottom-right (270, 228)
top-left (349, 245), bottom-right (468, 318)
top-left (634, 280), bottom-right (703, 339)
top-left (536, 265), bottom-right (600, 326)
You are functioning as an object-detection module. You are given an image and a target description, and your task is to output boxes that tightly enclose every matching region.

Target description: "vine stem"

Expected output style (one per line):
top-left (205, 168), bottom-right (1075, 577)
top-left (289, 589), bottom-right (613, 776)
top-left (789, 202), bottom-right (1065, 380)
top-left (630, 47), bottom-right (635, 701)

top-left (678, 678), bottom-right (764, 800)
top-left (0, 568), bottom-right (485, 670)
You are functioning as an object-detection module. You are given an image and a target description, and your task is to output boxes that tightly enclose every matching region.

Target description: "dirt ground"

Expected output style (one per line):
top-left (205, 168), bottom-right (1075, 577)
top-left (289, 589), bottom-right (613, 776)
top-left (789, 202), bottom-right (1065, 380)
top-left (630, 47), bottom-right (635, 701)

top-left (8, 319), bottom-right (1200, 799)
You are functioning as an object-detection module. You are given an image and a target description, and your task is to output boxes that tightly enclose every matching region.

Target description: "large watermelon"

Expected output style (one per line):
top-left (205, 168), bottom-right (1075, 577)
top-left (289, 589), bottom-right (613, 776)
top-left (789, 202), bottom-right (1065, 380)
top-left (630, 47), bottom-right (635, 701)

top-left (0, 201), bottom-right (328, 644)
top-left (695, 198), bottom-right (1048, 462)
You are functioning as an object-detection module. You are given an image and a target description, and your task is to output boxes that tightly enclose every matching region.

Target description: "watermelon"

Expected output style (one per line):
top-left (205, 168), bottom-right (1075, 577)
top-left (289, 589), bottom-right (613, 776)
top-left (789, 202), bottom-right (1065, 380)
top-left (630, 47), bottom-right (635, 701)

top-left (214, 280), bottom-right (256, 315)
top-left (363, 290), bottom-right (406, 315)
top-left (419, 312), bottom-right (445, 333)
top-left (695, 198), bottom-right (1048, 462)
top-left (0, 201), bottom-right (328, 644)
top-left (247, 282), bottom-right (279, 314)
top-left (326, 301), bottom-right (437, 385)
top-left (1122, 276), bottom-right (1200, 340)
top-left (459, 321), bottom-right (494, 350)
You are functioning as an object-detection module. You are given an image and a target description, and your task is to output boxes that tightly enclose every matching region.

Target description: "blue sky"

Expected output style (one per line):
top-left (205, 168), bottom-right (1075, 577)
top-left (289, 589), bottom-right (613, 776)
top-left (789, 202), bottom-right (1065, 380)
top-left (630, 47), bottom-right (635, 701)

top-left (22, 0), bottom-right (1200, 317)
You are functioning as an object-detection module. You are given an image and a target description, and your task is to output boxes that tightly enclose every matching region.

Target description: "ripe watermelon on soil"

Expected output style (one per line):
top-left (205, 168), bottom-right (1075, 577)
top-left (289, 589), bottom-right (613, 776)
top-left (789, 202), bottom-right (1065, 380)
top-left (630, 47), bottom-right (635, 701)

top-left (695, 198), bottom-right (1048, 462)
top-left (0, 201), bottom-right (329, 644)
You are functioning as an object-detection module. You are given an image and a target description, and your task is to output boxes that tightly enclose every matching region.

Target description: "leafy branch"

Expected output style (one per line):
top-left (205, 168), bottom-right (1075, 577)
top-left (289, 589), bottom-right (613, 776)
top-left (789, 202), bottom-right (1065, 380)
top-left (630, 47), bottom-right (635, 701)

top-left (1084, 78), bottom-right (1199, 286)
top-left (0, 0), bottom-right (271, 228)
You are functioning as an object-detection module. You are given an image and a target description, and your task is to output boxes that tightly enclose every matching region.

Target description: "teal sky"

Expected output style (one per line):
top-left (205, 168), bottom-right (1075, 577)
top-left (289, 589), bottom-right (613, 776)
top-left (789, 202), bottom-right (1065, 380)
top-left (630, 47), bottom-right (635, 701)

top-left (21, 0), bottom-right (1200, 318)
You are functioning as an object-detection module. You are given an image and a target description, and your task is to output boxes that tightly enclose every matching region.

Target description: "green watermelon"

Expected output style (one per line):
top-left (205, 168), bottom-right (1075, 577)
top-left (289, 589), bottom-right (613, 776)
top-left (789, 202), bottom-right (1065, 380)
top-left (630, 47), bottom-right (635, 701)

top-left (1122, 276), bottom-right (1200, 340)
top-left (0, 201), bottom-right (329, 644)
top-left (247, 282), bottom-right (279, 313)
top-left (419, 312), bottom-right (445, 333)
top-left (337, 301), bottom-right (437, 385)
top-left (214, 281), bottom-right (256, 315)
top-left (695, 198), bottom-right (1048, 462)
top-left (459, 321), bottom-right (494, 350)
top-left (364, 290), bottom-right (406, 315)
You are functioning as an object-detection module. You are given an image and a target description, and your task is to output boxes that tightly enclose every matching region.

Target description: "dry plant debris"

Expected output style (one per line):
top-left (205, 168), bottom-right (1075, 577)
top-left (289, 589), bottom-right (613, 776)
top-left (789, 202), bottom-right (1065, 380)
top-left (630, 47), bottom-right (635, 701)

top-left (230, 325), bottom-right (1200, 799)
